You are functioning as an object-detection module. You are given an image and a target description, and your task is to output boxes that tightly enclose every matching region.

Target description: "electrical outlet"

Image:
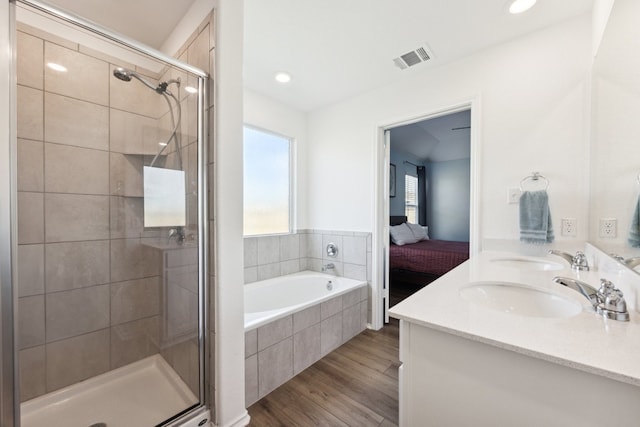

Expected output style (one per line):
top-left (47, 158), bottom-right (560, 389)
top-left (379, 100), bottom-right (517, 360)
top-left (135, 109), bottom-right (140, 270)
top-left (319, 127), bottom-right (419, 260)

top-left (507, 187), bottom-right (521, 204)
top-left (561, 218), bottom-right (577, 237)
top-left (599, 218), bottom-right (617, 238)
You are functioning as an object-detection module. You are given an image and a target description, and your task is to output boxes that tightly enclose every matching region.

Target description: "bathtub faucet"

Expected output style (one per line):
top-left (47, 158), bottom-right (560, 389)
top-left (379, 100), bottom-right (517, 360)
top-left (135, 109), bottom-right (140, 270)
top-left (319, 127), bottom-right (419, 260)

top-left (322, 263), bottom-right (335, 273)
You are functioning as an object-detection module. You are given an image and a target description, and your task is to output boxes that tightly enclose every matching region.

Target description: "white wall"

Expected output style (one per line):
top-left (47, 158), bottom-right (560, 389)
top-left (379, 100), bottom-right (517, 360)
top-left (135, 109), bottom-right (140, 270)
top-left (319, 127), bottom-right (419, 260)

top-left (243, 89), bottom-right (308, 230)
top-left (213, 0), bottom-right (249, 426)
top-left (306, 15), bottom-right (592, 245)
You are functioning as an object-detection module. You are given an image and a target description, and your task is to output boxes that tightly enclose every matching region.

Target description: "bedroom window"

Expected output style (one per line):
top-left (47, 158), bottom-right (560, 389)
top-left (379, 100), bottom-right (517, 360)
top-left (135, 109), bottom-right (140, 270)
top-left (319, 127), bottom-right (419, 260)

top-left (405, 174), bottom-right (418, 224)
top-left (243, 125), bottom-right (293, 236)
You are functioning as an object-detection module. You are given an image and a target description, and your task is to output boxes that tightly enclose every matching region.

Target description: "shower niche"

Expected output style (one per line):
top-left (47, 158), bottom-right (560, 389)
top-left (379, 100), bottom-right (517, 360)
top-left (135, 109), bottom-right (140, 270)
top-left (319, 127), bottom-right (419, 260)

top-left (13, 1), bottom-right (211, 426)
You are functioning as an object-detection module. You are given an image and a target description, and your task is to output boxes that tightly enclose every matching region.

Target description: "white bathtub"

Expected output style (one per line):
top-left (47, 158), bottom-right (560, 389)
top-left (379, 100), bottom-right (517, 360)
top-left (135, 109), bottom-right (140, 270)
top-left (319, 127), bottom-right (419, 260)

top-left (244, 271), bottom-right (367, 331)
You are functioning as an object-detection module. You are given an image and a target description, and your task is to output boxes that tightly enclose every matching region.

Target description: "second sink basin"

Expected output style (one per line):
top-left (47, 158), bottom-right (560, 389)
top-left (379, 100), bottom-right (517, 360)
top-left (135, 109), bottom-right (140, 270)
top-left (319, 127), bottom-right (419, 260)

top-left (460, 282), bottom-right (582, 318)
top-left (490, 257), bottom-right (564, 271)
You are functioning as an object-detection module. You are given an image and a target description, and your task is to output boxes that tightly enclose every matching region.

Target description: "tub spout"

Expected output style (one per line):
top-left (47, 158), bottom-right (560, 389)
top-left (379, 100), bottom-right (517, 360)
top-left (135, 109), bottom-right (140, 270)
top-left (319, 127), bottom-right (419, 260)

top-left (322, 263), bottom-right (335, 273)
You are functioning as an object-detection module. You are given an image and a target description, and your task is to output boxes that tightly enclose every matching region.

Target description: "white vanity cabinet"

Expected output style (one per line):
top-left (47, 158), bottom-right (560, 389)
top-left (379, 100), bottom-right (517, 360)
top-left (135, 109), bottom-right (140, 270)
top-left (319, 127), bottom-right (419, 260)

top-left (391, 251), bottom-right (640, 427)
top-left (398, 319), bottom-right (640, 427)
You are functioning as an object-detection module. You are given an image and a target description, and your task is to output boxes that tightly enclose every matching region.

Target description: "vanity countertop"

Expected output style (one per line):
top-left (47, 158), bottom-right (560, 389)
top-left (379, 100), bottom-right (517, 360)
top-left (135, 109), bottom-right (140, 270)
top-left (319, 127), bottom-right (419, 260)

top-left (389, 250), bottom-right (640, 387)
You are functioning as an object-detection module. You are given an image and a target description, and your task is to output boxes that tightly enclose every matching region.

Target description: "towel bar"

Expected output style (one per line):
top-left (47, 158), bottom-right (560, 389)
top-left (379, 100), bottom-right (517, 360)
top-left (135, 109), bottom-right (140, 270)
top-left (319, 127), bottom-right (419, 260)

top-left (519, 172), bottom-right (549, 191)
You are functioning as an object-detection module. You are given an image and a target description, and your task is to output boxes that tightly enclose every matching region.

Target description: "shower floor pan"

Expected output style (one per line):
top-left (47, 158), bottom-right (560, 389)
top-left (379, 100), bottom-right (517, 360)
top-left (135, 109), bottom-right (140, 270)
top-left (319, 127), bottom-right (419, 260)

top-left (21, 354), bottom-right (198, 427)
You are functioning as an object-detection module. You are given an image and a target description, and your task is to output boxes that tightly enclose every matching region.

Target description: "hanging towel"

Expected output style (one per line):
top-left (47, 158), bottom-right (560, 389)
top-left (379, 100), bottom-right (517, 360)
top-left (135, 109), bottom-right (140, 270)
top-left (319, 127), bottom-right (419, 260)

top-left (519, 190), bottom-right (554, 244)
top-left (629, 195), bottom-right (640, 247)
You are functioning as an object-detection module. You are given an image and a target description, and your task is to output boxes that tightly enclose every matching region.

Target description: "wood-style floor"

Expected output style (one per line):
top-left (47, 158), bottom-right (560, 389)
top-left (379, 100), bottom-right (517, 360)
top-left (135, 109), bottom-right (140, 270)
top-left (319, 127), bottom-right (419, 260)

top-left (247, 319), bottom-right (401, 426)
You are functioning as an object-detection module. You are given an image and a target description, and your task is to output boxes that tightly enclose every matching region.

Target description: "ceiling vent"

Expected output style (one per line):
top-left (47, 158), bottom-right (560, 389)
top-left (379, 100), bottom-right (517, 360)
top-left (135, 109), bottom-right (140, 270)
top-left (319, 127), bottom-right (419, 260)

top-left (393, 46), bottom-right (433, 70)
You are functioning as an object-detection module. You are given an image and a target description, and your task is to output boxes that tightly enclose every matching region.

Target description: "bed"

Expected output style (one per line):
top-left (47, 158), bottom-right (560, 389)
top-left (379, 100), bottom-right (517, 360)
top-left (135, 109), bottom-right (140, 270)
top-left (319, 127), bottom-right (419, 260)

top-left (389, 216), bottom-right (469, 278)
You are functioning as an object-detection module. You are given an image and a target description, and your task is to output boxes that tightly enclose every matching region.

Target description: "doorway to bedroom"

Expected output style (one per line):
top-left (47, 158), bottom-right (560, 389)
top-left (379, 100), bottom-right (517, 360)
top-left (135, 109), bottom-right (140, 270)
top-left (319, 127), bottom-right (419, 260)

top-left (380, 106), bottom-right (475, 323)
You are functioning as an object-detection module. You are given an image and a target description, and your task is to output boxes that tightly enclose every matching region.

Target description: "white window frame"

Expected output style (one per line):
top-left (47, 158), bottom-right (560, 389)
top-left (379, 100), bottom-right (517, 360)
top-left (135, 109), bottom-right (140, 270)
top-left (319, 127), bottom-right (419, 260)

top-left (242, 124), bottom-right (295, 237)
top-left (405, 173), bottom-right (418, 224)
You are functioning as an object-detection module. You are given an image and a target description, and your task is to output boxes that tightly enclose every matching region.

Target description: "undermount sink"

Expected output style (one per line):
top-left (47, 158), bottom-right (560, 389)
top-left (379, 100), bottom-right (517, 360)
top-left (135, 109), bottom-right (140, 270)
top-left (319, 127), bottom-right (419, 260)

top-left (490, 257), bottom-right (564, 271)
top-left (460, 282), bottom-right (582, 318)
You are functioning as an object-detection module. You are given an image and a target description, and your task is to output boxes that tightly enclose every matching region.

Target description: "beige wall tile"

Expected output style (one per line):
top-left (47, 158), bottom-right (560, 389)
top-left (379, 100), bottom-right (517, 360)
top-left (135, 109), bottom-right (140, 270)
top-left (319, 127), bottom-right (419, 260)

top-left (321, 312), bottom-right (343, 356)
top-left (110, 108), bottom-right (158, 155)
top-left (321, 295), bottom-right (343, 320)
top-left (17, 244), bottom-right (44, 297)
top-left (293, 323), bottom-right (321, 375)
top-left (17, 139), bottom-right (44, 192)
top-left (17, 31), bottom-right (43, 90)
top-left (44, 93), bottom-right (109, 150)
top-left (45, 143), bottom-right (109, 195)
top-left (166, 264), bottom-right (198, 293)
top-left (257, 315), bottom-right (292, 351)
top-left (110, 65), bottom-right (162, 118)
top-left (245, 329), bottom-right (257, 358)
top-left (110, 238), bottom-right (160, 282)
top-left (18, 295), bottom-right (45, 349)
top-left (257, 337), bottom-right (293, 399)
top-left (18, 192), bottom-right (44, 244)
top-left (245, 354), bottom-right (258, 407)
top-left (110, 196), bottom-right (144, 238)
top-left (45, 241), bottom-right (110, 292)
top-left (188, 27), bottom-right (210, 74)
top-left (46, 329), bottom-right (109, 392)
top-left (17, 22), bottom-right (77, 51)
top-left (166, 284), bottom-right (199, 339)
top-left (44, 42), bottom-right (109, 106)
top-left (110, 153), bottom-right (143, 197)
top-left (45, 194), bottom-right (109, 242)
top-left (19, 346), bottom-right (46, 402)
top-left (342, 303), bottom-right (362, 342)
top-left (110, 316), bottom-right (160, 369)
top-left (17, 85), bottom-right (43, 141)
top-left (46, 285), bottom-right (110, 342)
top-left (111, 277), bottom-right (160, 325)
top-left (293, 305), bottom-right (321, 334)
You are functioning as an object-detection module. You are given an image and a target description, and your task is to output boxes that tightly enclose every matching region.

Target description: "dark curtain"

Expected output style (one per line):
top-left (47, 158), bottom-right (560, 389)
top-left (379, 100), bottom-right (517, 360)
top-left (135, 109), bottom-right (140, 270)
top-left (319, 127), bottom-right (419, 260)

top-left (417, 166), bottom-right (427, 226)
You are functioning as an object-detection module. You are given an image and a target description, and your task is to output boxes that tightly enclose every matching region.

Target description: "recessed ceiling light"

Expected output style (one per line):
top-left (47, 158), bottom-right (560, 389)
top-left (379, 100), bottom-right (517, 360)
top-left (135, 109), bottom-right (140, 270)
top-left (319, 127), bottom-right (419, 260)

top-left (46, 62), bottom-right (67, 72)
top-left (185, 86), bottom-right (198, 94)
top-left (275, 72), bottom-right (292, 84)
top-left (158, 142), bottom-right (168, 146)
top-left (509, 0), bottom-right (537, 14)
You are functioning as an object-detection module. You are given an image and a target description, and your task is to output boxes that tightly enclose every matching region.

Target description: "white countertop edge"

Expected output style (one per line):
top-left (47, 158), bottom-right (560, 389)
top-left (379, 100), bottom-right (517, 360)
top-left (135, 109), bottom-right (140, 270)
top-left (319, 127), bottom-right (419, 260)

top-left (391, 312), bottom-right (640, 388)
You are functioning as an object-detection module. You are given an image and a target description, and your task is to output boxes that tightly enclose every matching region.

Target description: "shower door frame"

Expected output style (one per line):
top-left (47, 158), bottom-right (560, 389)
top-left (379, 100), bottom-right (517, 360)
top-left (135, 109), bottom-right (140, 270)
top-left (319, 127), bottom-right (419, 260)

top-left (2, 0), bottom-right (211, 425)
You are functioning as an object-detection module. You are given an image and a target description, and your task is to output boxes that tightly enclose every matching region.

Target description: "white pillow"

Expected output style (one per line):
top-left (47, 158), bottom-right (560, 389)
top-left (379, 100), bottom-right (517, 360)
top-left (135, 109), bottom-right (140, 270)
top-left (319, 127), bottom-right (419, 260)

top-left (389, 223), bottom-right (419, 246)
top-left (406, 222), bottom-right (429, 241)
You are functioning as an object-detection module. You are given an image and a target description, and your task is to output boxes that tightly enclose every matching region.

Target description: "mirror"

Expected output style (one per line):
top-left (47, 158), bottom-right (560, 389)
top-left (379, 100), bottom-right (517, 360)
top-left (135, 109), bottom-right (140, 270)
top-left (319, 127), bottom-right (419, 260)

top-left (590, 0), bottom-right (640, 272)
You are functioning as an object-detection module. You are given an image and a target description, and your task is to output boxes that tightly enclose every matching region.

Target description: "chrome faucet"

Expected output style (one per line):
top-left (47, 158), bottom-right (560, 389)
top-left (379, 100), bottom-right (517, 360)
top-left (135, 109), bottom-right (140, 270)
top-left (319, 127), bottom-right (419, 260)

top-left (552, 276), bottom-right (599, 306)
top-left (322, 263), bottom-right (335, 273)
top-left (168, 227), bottom-right (185, 245)
top-left (552, 276), bottom-right (629, 321)
top-left (623, 257), bottom-right (640, 269)
top-left (548, 250), bottom-right (589, 271)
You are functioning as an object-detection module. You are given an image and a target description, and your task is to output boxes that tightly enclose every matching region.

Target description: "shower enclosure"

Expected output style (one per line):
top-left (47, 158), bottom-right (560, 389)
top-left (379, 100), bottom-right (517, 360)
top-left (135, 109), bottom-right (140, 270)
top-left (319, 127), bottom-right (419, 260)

top-left (1, 0), bottom-right (211, 426)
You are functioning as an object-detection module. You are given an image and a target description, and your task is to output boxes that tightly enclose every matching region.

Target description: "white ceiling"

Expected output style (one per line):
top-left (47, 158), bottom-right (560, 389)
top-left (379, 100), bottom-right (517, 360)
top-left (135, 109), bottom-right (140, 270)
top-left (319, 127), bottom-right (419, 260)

top-left (391, 110), bottom-right (471, 162)
top-left (40, 0), bottom-right (595, 114)
top-left (244, 0), bottom-right (595, 112)
top-left (42, 0), bottom-right (197, 49)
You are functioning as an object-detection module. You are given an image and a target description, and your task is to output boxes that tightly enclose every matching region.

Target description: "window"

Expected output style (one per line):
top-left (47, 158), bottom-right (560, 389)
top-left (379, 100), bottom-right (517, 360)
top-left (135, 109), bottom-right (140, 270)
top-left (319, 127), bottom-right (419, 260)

top-left (405, 174), bottom-right (418, 224)
top-left (243, 126), bottom-right (292, 236)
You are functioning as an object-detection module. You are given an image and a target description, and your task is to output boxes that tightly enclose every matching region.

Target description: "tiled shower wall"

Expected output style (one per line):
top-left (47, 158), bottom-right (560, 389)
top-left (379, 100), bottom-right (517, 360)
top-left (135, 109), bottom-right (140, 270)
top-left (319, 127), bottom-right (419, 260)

top-left (244, 229), bottom-right (373, 319)
top-left (15, 14), bottom-right (213, 402)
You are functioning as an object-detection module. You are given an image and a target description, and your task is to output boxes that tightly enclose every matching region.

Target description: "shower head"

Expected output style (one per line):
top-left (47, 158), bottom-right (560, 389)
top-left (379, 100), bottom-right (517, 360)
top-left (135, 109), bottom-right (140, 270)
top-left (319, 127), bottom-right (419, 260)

top-left (112, 67), bottom-right (161, 93)
top-left (113, 67), bottom-right (134, 82)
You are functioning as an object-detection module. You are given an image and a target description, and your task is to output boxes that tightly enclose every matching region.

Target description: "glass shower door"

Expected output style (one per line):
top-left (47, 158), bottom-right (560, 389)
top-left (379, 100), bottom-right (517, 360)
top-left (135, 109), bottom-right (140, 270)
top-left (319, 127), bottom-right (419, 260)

top-left (13, 1), bottom-right (209, 426)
